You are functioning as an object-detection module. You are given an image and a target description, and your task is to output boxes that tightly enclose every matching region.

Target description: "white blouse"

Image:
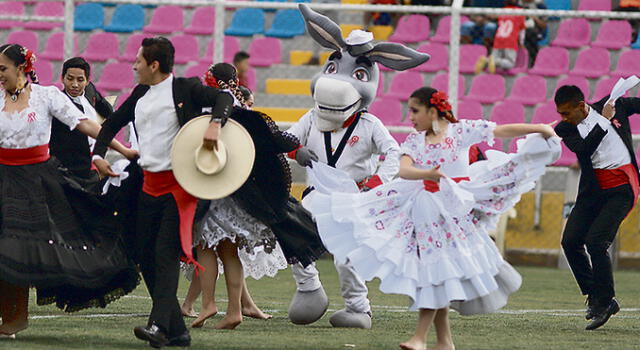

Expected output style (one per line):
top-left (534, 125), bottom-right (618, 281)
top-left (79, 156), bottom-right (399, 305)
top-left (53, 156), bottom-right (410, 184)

top-left (577, 106), bottom-right (631, 169)
top-left (0, 84), bottom-right (86, 149)
top-left (401, 119), bottom-right (496, 178)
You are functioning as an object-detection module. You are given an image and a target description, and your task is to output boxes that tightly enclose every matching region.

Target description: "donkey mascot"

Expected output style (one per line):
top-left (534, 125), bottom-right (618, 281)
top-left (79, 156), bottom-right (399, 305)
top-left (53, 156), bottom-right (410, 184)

top-left (285, 4), bottom-right (430, 328)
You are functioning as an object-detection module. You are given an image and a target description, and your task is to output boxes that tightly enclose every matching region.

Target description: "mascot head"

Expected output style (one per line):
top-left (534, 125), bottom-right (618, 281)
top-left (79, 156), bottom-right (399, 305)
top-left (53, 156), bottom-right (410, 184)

top-left (300, 4), bottom-right (430, 131)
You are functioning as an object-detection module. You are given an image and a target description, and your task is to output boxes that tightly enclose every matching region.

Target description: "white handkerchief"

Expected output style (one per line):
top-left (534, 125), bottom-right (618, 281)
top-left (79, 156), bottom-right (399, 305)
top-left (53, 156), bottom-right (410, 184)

top-left (306, 161), bottom-right (359, 194)
top-left (101, 158), bottom-right (131, 195)
top-left (607, 75), bottom-right (640, 105)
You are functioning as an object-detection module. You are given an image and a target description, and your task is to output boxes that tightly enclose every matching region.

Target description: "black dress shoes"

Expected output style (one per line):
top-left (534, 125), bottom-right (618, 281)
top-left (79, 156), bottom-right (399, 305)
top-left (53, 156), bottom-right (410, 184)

top-left (585, 298), bottom-right (620, 331)
top-left (585, 296), bottom-right (595, 320)
top-left (167, 332), bottom-right (191, 347)
top-left (134, 324), bottom-right (169, 348)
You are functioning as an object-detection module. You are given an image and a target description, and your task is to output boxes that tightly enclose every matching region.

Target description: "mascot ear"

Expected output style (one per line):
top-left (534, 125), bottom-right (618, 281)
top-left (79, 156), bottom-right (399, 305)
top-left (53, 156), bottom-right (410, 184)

top-left (299, 4), bottom-right (346, 52)
top-left (366, 42), bottom-right (430, 71)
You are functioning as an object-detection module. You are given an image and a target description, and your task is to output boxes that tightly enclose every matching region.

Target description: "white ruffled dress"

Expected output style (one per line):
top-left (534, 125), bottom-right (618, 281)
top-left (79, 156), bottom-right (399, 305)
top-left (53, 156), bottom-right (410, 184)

top-left (306, 119), bottom-right (561, 314)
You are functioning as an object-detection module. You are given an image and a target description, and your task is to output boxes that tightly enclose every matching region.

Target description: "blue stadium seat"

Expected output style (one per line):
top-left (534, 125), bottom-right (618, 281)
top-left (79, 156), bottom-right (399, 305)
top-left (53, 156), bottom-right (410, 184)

top-left (472, 0), bottom-right (504, 7)
top-left (256, 0), bottom-right (284, 12)
top-left (545, 0), bottom-right (571, 20)
top-left (224, 8), bottom-right (265, 37)
top-left (265, 9), bottom-right (305, 38)
top-left (104, 4), bottom-right (144, 33)
top-left (74, 3), bottom-right (103, 31)
top-left (633, 34), bottom-right (640, 50)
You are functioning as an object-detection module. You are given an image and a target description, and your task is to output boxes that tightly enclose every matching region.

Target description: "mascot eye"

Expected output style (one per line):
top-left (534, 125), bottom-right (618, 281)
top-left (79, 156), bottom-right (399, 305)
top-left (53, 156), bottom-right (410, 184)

top-left (352, 69), bottom-right (370, 82)
top-left (324, 62), bottom-right (337, 74)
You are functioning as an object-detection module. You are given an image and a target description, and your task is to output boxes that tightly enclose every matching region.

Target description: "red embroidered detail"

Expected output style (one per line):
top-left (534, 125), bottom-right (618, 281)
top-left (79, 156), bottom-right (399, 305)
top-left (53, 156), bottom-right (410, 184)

top-left (27, 112), bottom-right (37, 123)
top-left (342, 113), bottom-right (358, 128)
top-left (348, 135), bottom-right (359, 147)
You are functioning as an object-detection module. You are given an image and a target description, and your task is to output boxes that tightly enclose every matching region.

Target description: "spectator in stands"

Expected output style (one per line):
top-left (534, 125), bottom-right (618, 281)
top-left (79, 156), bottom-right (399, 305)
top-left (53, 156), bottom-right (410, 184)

top-left (364, 0), bottom-right (400, 30)
top-left (520, 0), bottom-right (547, 67)
top-left (616, 0), bottom-right (640, 43)
top-left (475, 0), bottom-right (525, 73)
top-left (233, 51), bottom-right (251, 89)
top-left (461, 15), bottom-right (497, 51)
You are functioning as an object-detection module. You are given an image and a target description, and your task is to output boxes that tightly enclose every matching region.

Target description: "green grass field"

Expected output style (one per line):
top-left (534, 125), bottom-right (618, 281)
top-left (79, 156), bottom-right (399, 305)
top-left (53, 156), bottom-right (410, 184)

top-left (2, 260), bottom-right (639, 350)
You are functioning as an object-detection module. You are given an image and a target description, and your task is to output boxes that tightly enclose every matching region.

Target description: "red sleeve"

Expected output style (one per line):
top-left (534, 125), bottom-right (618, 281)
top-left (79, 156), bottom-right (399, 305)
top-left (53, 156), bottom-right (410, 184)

top-left (287, 145), bottom-right (302, 159)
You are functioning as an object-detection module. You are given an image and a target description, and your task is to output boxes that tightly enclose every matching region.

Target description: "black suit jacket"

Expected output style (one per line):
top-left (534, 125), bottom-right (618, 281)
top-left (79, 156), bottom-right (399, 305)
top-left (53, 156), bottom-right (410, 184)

top-left (555, 95), bottom-right (640, 197)
top-left (50, 82), bottom-right (114, 176)
top-left (93, 77), bottom-right (233, 159)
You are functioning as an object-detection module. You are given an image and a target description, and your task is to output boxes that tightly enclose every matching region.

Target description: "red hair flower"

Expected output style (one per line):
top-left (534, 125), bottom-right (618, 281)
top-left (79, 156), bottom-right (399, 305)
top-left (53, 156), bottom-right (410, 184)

top-left (430, 91), bottom-right (452, 113)
top-left (204, 70), bottom-right (219, 88)
top-left (21, 48), bottom-right (36, 73)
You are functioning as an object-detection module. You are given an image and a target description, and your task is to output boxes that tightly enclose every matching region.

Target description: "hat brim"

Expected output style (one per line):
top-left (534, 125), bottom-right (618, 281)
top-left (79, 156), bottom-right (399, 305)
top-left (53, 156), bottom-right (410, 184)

top-left (172, 116), bottom-right (255, 199)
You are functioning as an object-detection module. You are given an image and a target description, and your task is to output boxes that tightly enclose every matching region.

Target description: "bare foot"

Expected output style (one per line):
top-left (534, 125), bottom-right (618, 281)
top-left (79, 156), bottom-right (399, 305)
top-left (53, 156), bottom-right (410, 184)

top-left (0, 320), bottom-right (28, 336)
top-left (214, 314), bottom-right (242, 330)
top-left (432, 343), bottom-right (455, 350)
top-left (191, 303), bottom-right (218, 328)
top-left (399, 337), bottom-right (426, 350)
top-left (181, 304), bottom-right (198, 318)
top-left (242, 305), bottom-right (273, 320)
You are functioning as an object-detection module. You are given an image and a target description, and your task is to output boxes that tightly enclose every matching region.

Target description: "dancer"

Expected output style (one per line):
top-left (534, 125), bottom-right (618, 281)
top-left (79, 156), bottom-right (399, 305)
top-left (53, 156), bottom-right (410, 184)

top-left (286, 4), bottom-right (428, 329)
top-left (554, 85), bottom-right (640, 330)
top-left (306, 87), bottom-right (560, 350)
top-left (183, 63), bottom-right (287, 329)
top-left (93, 37), bottom-right (234, 348)
top-left (0, 44), bottom-right (139, 336)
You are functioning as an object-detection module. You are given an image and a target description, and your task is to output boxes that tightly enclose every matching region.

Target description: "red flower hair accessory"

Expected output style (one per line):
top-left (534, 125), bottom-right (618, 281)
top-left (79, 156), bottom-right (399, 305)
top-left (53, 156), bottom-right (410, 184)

top-left (204, 69), bottom-right (219, 88)
top-left (21, 47), bottom-right (36, 73)
top-left (430, 91), bottom-right (452, 113)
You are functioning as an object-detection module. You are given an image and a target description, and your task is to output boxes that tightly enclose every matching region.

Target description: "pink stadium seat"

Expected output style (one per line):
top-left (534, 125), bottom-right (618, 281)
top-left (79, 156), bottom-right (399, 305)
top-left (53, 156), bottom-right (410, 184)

top-left (81, 32), bottom-right (120, 62)
top-left (95, 62), bottom-right (134, 93)
top-left (459, 44), bottom-right (487, 74)
top-left (383, 71), bottom-right (424, 101)
top-left (591, 77), bottom-right (629, 103)
top-left (33, 59), bottom-right (54, 85)
top-left (457, 100), bottom-right (483, 120)
top-left (478, 138), bottom-right (504, 153)
top-left (245, 67), bottom-right (257, 92)
top-left (248, 37), bottom-right (282, 67)
top-left (114, 89), bottom-right (132, 109)
top-left (171, 34), bottom-right (199, 64)
top-left (556, 76), bottom-right (590, 99)
top-left (578, 0), bottom-right (611, 11)
top-left (508, 137), bottom-right (524, 153)
top-left (490, 101), bottom-right (525, 125)
top-left (369, 97), bottom-right (403, 125)
top-left (376, 73), bottom-right (385, 96)
top-left (506, 75), bottom-right (547, 105)
top-left (7, 30), bottom-right (39, 53)
top-left (388, 14), bottom-right (430, 43)
top-left (431, 73), bottom-right (465, 99)
top-left (40, 32), bottom-right (79, 61)
top-left (592, 20), bottom-right (632, 50)
top-left (531, 101), bottom-right (560, 125)
top-left (0, 2), bottom-right (25, 29)
top-left (552, 18), bottom-right (591, 48)
top-left (415, 43), bottom-right (448, 72)
top-left (200, 37), bottom-right (241, 64)
top-left (119, 34), bottom-right (152, 62)
top-left (24, 1), bottom-right (64, 30)
top-left (464, 74), bottom-right (506, 104)
top-left (629, 116), bottom-right (640, 134)
top-left (143, 5), bottom-right (184, 34)
top-left (528, 47), bottom-right (569, 76)
top-left (185, 6), bottom-right (215, 35)
top-left (431, 15), bottom-right (470, 43)
top-left (611, 50), bottom-right (640, 78)
top-left (570, 47), bottom-right (610, 78)
top-left (554, 143), bottom-right (577, 166)
top-left (496, 48), bottom-right (529, 75)
top-left (184, 63), bottom-right (210, 80)
top-left (391, 133), bottom-right (409, 145)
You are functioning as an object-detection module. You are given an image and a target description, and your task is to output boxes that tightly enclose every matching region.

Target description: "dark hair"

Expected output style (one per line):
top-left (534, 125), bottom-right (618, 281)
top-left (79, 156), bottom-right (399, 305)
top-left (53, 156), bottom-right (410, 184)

top-left (141, 37), bottom-right (174, 74)
top-left (239, 85), bottom-right (252, 100)
top-left (233, 51), bottom-right (250, 65)
top-left (62, 57), bottom-right (90, 78)
top-left (410, 86), bottom-right (457, 123)
top-left (208, 63), bottom-right (246, 107)
top-left (0, 43), bottom-right (39, 84)
top-left (554, 85), bottom-right (584, 107)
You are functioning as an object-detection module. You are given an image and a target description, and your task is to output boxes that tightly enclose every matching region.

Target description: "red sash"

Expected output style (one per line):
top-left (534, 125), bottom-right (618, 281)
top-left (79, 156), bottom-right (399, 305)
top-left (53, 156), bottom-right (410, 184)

top-left (0, 144), bottom-right (50, 165)
top-left (142, 170), bottom-right (202, 273)
top-left (594, 163), bottom-right (640, 210)
top-left (424, 177), bottom-right (470, 193)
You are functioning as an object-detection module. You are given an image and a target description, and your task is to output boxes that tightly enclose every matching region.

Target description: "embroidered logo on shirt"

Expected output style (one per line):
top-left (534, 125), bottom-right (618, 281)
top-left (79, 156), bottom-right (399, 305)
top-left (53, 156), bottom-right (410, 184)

top-left (348, 135), bottom-right (359, 147)
top-left (612, 119), bottom-right (622, 129)
top-left (27, 112), bottom-right (37, 123)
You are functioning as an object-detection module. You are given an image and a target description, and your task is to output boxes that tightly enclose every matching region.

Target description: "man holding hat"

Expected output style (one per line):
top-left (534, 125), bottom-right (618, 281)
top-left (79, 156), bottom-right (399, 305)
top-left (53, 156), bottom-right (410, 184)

top-left (93, 37), bottom-right (233, 348)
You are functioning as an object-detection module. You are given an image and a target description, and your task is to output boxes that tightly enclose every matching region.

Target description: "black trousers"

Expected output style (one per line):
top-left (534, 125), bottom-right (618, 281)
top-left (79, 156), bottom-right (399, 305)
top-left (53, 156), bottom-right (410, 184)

top-left (561, 184), bottom-right (634, 303)
top-left (136, 192), bottom-right (187, 337)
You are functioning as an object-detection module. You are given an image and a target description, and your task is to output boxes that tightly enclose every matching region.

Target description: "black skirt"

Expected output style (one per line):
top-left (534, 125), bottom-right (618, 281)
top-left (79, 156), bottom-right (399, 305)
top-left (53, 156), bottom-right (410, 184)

top-left (0, 158), bottom-right (139, 312)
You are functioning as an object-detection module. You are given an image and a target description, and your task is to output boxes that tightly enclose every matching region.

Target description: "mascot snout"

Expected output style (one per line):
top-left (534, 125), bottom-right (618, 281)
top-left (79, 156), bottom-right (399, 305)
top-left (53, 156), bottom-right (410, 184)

top-left (313, 77), bottom-right (361, 131)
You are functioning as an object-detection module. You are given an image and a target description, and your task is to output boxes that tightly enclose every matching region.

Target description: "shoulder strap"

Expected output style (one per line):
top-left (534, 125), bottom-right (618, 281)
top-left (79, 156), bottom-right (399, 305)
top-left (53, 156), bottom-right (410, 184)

top-left (323, 112), bottom-right (362, 167)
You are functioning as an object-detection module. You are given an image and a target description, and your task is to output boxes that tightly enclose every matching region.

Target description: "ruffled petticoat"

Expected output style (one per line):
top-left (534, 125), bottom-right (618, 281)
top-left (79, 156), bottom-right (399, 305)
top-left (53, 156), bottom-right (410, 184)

top-left (188, 196), bottom-right (288, 280)
top-left (306, 134), bottom-right (561, 314)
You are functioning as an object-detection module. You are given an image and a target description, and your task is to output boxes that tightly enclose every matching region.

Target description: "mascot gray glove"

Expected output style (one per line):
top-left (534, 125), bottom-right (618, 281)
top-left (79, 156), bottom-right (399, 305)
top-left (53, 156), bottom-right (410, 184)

top-left (296, 147), bottom-right (319, 167)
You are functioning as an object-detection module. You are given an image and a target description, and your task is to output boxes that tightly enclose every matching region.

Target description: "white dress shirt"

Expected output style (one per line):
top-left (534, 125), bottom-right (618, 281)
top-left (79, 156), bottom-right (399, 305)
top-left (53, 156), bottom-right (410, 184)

top-left (286, 109), bottom-right (400, 183)
top-left (69, 91), bottom-right (99, 150)
top-left (134, 74), bottom-right (180, 172)
top-left (577, 106), bottom-right (630, 169)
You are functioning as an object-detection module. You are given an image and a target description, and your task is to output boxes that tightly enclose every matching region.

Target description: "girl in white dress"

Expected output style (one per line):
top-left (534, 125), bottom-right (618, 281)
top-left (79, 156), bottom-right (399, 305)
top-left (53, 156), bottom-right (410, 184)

top-left (306, 87), bottom-right (561, 350)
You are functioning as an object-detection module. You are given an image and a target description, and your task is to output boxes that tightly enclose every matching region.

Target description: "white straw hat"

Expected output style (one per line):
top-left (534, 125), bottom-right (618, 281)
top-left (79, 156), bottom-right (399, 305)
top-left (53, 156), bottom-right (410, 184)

top-left (171, 115), bottom-right (255, 199)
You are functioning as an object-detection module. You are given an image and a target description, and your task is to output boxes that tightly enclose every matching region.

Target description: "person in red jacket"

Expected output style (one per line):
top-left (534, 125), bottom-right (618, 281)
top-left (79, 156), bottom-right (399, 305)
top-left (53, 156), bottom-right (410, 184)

top-left (475, 0), bottom-right (525, 74)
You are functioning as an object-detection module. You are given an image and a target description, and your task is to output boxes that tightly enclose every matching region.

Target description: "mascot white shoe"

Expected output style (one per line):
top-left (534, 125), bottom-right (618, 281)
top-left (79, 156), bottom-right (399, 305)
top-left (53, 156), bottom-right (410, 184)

top-left (285, 4), bottom-right (430, 328)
